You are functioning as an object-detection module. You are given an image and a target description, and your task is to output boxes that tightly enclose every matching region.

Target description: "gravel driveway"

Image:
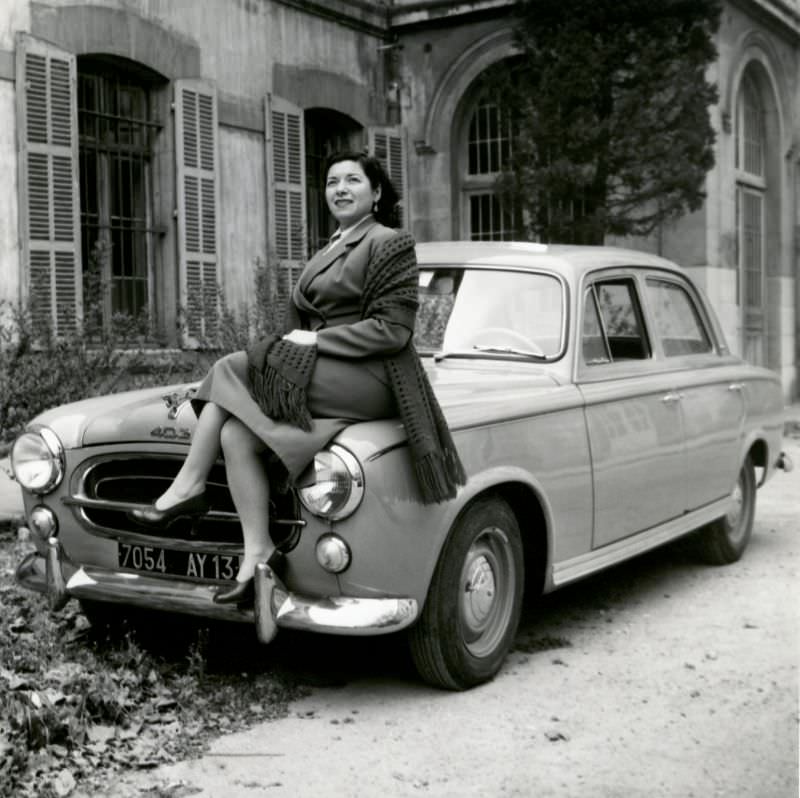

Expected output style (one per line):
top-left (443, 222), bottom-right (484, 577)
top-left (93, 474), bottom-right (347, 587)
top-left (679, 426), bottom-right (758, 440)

top-left (104, 434), bottom-right (800, 798)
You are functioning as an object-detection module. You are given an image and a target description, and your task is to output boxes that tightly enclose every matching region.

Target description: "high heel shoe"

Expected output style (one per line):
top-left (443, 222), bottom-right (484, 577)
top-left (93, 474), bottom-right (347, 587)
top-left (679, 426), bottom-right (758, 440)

top-left (128, 491), bottom-right (210, 525)
top-left (212, 577), bottom-right (254, 605)
top-left (212, 550), bottom-right (285, 606)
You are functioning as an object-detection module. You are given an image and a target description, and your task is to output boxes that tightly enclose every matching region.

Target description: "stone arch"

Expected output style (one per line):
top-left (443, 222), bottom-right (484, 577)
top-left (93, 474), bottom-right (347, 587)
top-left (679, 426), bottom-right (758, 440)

top-left (30, 3), bottom-right (201, 79)
top-left (726, 34), bottom-right (787, 371)
top-left (274, 65), bottom-right (374, 127)
top-left (423, 28), bottom-right (519, 155)
top-left (723, 30), bottom-right (789, 138)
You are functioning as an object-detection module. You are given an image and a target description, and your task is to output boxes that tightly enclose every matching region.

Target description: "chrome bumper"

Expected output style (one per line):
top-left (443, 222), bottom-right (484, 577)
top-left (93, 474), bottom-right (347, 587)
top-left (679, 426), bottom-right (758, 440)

top-left (16, 538), bottom-right (418, 640)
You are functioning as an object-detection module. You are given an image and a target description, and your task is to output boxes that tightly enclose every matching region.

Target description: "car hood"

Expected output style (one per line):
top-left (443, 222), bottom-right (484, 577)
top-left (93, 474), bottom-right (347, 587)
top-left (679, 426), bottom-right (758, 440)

top-left (30, 360), bottom-right (574, 453)
top-left (31, 383), bottom-right (200, 450)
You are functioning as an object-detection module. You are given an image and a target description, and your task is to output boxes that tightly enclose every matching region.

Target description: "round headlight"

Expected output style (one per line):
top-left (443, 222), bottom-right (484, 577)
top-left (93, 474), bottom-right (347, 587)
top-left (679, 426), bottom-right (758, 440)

top-left (11, 427), bottom-right (65, 493)
top-left (298, 444), bottom-right (364, 521)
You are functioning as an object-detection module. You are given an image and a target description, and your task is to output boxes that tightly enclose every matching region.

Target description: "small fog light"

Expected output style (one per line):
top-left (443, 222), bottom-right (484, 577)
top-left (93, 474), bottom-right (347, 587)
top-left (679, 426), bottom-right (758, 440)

top-left (315, 534), bottom-right (351, 574)
top-left (29, 505), bottom-right (58, 540)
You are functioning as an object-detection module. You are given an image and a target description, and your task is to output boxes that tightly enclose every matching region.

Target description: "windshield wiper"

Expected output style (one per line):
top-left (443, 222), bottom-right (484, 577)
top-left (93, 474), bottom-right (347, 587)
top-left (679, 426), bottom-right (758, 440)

top-left (431, 349), bottom-right (471, 362)
top-left (472, 345), bottom-right (548, 361)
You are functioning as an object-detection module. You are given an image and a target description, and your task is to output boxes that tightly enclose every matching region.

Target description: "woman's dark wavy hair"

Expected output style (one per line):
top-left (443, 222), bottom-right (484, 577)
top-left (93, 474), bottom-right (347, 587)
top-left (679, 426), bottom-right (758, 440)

top-left (324, 151), bottom-right (400, 228)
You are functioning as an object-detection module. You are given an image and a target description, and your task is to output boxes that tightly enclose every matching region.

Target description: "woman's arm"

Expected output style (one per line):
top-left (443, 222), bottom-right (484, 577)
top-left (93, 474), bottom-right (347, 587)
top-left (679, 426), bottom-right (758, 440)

top-left (283, 228), bottom-right (417, 358)
top-left (283, 319), bottom-right (411, 357)
top-left (282, 320), bottom-right (412, 356)
top-left (314, 317), bottom-right (412, 358)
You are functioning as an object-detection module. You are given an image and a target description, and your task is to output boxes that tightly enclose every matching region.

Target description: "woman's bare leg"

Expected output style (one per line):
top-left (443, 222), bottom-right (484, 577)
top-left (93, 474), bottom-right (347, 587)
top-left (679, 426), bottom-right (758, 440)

top-left (153, 402), bottom-right (229, 510)
top-left (220, 417), bottom-right (275, 583)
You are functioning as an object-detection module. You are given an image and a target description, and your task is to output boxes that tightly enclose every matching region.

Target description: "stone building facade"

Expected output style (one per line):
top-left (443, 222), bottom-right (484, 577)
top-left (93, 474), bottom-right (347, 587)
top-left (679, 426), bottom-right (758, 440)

top-left (1, 0), bottom-right (798, 396)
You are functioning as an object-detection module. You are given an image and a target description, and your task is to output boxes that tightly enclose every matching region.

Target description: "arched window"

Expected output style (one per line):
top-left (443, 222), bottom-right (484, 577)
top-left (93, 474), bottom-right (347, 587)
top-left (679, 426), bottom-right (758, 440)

top-left (735, 71), bottom-right (767, 365)
top-left (457, 64), bottom-right (518, 241)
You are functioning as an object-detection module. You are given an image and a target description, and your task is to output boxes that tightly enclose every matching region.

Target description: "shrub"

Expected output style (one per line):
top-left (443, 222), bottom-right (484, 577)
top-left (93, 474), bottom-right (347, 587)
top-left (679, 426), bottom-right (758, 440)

top-left (0, 254), bottom-right (289, 451)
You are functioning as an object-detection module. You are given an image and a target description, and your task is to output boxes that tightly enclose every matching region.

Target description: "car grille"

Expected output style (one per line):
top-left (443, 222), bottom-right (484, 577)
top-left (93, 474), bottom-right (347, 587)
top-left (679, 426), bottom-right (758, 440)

top-left (71, 454), bottom-right (302, 549)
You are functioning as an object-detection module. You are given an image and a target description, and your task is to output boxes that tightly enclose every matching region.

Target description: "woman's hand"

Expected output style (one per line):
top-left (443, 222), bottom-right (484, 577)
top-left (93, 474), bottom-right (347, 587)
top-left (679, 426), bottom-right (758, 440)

top-left (282, 329), bottom-right (318, 346)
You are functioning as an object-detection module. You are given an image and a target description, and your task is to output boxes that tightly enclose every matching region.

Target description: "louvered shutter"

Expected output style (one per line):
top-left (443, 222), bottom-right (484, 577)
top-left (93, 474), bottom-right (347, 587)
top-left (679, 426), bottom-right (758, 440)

top-left (368, 127), bottom-right (408, 229)
top-left (16, 33), bottom-right (81, 336)
top-left (266, 94), bottom-right (306, 299)
top-left (175, 79), bottom-right (219, 347)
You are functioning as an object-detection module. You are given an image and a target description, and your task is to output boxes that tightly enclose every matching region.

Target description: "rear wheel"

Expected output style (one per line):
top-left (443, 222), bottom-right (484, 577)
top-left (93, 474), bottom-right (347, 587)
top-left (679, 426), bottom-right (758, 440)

top-left (409, 497), bottom-right (524, 690)
top-left (696, 456), bottom-right (756, 565)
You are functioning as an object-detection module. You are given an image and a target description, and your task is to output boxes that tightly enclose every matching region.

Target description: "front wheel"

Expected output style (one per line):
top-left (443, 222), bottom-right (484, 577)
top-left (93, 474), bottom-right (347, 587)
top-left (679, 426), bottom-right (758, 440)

top-left (409, 497), bottom-right (524, 690)
top-left (696, 456), bottom-right (756, 565)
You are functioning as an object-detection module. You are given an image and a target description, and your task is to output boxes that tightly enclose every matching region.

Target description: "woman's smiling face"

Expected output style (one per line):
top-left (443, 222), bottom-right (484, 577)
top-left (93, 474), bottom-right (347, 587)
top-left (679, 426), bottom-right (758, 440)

top-left (325, 160), bottom-right (381, 228)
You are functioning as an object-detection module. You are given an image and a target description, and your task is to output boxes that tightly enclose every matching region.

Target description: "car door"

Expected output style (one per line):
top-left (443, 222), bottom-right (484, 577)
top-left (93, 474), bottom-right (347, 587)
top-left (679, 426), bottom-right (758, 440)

top-left (578, 275), bottom-right (686, 548)
top-left (642, 275), bottom-right (745, 511)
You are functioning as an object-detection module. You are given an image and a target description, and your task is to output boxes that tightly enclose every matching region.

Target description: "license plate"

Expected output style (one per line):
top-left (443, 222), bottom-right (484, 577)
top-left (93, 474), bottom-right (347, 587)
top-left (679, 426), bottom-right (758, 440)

top-left (118, 542), bottom-right (240, 582)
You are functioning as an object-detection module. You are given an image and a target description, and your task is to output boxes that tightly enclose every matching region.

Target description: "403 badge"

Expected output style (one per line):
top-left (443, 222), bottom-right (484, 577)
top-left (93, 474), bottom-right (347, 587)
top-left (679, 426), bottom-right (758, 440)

top-left (150, 426), bottom-right (191, 440)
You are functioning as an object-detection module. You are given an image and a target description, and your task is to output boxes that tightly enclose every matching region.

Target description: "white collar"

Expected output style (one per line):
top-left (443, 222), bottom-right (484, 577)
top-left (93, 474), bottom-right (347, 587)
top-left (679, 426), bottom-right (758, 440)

top-left (332, 214), bottom-right (373, 242)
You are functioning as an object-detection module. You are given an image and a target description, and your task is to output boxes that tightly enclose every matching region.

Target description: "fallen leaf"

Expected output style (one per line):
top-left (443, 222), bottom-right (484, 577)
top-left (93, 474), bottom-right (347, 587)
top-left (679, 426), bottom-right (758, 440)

top-left (52, 768), bottom-right (76, 797)
top-left (45, 689), bottom-right (68, 705)
top-left (8, 673), bottom-right (33, 690)
top-left (87, 724), bottom-right (116, 745)
top-left (10, 617), bottom-right (32, 634)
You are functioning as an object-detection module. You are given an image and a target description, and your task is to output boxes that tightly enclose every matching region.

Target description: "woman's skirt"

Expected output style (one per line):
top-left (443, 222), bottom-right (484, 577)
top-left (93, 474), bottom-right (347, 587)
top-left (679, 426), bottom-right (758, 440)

top-left (191, 351), bottom-right (396, 479)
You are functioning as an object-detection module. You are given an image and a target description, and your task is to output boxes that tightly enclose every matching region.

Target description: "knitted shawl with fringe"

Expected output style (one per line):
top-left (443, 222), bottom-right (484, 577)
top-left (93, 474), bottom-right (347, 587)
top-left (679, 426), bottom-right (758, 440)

top-left (246, 231), bottom-right (466, 504)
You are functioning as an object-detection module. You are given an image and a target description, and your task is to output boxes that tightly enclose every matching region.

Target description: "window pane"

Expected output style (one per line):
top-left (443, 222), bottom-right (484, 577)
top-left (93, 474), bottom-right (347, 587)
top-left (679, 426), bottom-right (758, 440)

top-left (469, 193), bottom-right (515, 241)
top-left (740, 190), bottom-right (763, 308)
top-left (740, 76), bottom-right (764, 178)
top-left (594, 280), bottom-right (650, 360)
top-left (415, 268), bottom-right (564, 357)
top-left (646, 279), bottom-right (712, 356)
top-left (466, 99), bottom-right (511, 176)
top-left (78, 58), bottom-right (154, 328)
top-left (582, 288), bottom-right (610, 364)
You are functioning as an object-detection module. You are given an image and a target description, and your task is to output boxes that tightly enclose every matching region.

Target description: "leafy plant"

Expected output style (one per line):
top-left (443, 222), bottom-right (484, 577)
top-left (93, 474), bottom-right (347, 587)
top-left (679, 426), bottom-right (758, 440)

top-left (181, 256), bottom-right (289, 353)
top-left (0, 530), bottom-right (306, 798)
top-left (0, 253), bottom-right (292, 450)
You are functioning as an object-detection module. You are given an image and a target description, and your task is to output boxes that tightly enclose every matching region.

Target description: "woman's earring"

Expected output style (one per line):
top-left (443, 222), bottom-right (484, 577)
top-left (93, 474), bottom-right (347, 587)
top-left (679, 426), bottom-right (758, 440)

top-left (372, 200), bottom-right (379, 213)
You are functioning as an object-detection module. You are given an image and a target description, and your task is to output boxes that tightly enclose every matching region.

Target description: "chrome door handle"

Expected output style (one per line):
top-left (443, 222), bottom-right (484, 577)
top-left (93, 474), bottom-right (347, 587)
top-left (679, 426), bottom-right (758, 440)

top-left (728, 382), bottom-right (745, 392)
top-left (662, 391), bottom-right (682, 404)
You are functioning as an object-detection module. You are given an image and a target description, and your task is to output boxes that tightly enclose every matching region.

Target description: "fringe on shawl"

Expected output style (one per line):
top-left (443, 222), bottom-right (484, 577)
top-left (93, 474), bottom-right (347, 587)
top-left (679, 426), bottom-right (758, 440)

top-left (384, 343), bottom-right (467, 505)
top-left (413, 446), bottom-right (468, 505)
top-left (246, 335), bottom-right (315, 432)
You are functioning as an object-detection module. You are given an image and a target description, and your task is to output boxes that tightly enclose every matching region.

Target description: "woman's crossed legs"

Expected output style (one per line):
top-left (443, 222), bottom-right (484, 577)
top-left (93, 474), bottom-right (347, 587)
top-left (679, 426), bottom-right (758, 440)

top-left (152, 401), bottom-right (275, 585)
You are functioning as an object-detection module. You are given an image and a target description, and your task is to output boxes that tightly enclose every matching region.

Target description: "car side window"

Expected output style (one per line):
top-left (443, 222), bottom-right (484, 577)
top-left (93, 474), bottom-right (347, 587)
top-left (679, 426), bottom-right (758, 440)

top-left (645, 278), bottom-right (713, 356)
top-left (583, 278), bottom-right (651, 363)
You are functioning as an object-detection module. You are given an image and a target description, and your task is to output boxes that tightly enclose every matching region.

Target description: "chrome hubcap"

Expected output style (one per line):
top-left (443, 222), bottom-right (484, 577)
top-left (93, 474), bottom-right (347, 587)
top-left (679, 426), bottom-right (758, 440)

top-left (463, 556), bottom-right (496, 630)
top-left (460, 527), bottom-right (515, 657)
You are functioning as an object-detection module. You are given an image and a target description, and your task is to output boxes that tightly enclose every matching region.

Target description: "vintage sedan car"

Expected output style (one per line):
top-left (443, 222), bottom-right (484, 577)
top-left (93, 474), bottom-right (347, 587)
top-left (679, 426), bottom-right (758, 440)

top-left (12, 242), bottom-right (792, 689)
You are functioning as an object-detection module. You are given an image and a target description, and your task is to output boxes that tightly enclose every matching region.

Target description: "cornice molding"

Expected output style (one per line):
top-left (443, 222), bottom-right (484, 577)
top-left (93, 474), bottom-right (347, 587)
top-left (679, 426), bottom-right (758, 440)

top-left (390, 0), bottom-right (515, 29)
top-left (274, 0), bottom-right (390, 36)
top-left (728, 0), bottom-right (800, 39)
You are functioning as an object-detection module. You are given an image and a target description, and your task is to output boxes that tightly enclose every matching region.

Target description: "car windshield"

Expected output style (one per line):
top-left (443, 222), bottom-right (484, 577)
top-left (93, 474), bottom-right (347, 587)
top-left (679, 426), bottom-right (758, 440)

top-left (414, 267), bottom-right (565, 359)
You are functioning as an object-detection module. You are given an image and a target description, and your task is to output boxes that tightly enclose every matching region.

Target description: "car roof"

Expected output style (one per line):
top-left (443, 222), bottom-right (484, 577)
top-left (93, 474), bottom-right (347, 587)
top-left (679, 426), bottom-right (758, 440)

top-left (414, 241), bottom-right (685, 281)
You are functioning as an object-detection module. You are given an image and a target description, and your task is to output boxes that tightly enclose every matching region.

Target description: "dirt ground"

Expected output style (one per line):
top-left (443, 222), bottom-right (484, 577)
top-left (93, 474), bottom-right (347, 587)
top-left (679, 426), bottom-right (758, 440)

top-left (96, 436), bottom-right (799, 798)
